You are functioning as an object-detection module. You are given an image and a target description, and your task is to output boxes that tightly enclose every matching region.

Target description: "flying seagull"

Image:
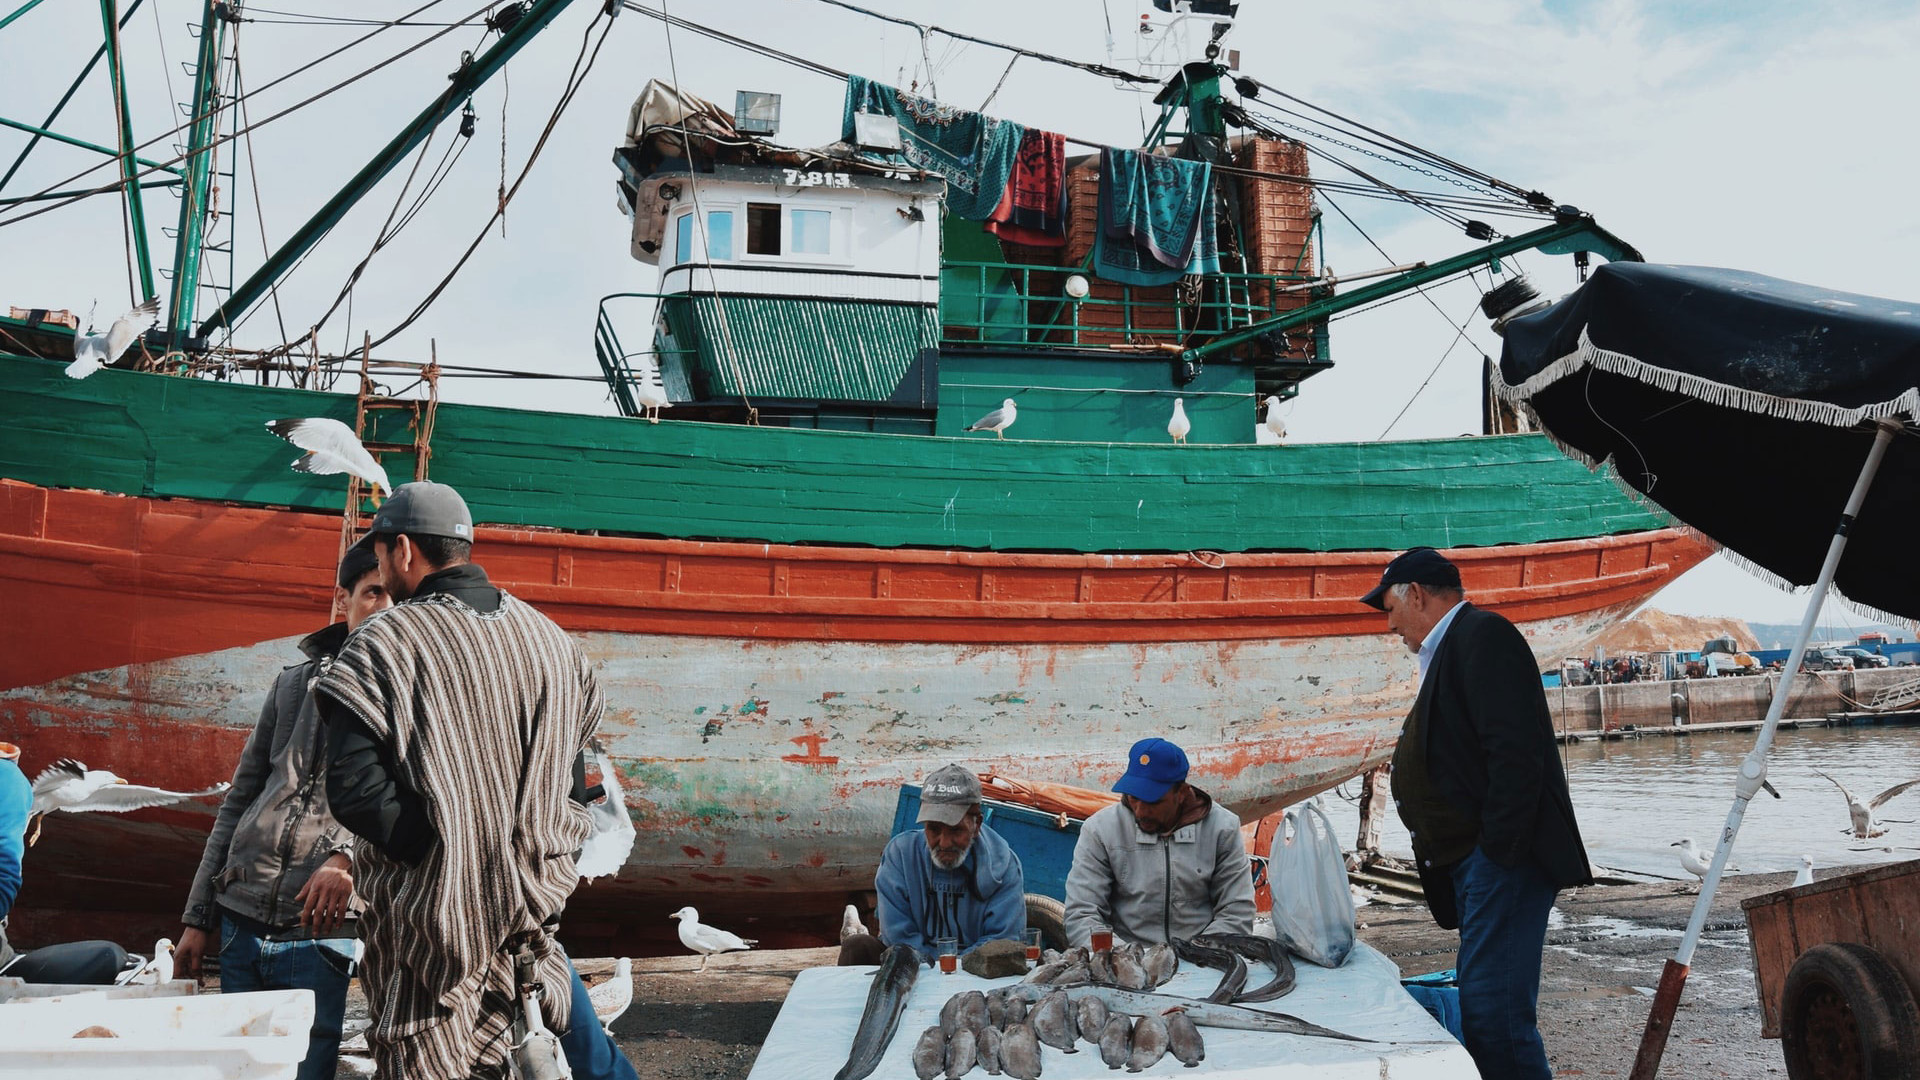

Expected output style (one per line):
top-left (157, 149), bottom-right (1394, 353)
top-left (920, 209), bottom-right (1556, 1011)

top-left (1792, 855), bottom-right (1815, 888)
top-left (28, 759), bottom-right (229, 845)
top-left (635, 356), bottom-right (670, 423)
top-left (65, 296), bottom-right (159, 379)
top-left (587, 956), bottom-right (634, 1035)
top-left (1670, 837), bottom-right (1736, 882)
top-left (669, 906), bottom-right (756, 971)
top-left (1813, 769), bottom-right (1920, 839)
top-left (264, 417), bottom-right (393, 497)
top-left (965, 398), bottom-right (1017, 439)
top-left (1167, 398), bottom-right (1191, 444)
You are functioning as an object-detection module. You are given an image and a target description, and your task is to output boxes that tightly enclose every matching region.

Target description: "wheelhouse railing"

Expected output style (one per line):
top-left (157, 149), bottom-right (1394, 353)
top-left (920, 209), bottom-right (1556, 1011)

top-left (594, 292), bottom-right (696, 420)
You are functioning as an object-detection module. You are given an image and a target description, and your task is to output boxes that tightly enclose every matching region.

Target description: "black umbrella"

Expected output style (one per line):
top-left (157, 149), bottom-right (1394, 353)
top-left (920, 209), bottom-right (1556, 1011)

top-left (1490, 261), bottom-right (1920, 1080)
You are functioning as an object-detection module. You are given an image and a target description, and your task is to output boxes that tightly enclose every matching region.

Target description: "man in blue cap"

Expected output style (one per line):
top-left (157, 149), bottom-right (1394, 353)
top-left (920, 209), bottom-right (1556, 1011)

top-left (1063, 738), bottom-right (1254, 946)
top-left (1361, 547), bottom-right (1589, 1080)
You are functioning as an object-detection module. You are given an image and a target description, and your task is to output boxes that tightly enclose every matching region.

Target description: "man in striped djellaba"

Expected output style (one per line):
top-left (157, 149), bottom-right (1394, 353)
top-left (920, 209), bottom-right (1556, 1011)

top-left (316, 481), bottom-right (602, 1080)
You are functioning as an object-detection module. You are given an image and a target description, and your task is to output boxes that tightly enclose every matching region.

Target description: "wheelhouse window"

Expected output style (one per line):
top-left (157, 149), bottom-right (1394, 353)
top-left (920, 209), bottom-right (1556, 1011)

top-left (746, 203), bottom-right (782, 255)
top-left (674, 212), bottom-right (694, 263)
top-left (790, 208), bottom-right (832, 255)
top-left (707, 210), bottom-right (735, 260)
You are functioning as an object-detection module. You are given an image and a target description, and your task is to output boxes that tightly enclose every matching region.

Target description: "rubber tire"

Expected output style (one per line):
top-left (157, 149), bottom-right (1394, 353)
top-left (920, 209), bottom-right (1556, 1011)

top-left (1780, 942), bottom-right (1920, 1080)
top-left (1025, 894), bottom-right (1070, 952)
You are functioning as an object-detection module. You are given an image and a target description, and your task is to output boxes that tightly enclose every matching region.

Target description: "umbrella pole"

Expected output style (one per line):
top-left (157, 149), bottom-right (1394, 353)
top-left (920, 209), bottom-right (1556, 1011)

top-left (1628, 418), bottom-right (1900, 1080)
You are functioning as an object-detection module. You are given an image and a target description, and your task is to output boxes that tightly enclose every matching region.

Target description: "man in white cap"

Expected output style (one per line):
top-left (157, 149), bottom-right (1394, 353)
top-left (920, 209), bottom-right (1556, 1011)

top-left (840, 763), bottom-right (1025, 965)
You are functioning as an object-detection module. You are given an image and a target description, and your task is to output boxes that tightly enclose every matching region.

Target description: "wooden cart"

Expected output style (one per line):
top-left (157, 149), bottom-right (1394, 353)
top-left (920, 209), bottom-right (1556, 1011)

top-left (1742, 859), bottom-right (1920, 1079)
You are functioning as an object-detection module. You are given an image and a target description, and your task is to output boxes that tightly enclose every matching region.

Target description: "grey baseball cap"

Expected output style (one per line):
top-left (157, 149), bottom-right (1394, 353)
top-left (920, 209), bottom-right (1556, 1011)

top-left (366, 481), bottom-right (473, 542)
top-left (916, 764), bottom-right (982, 826)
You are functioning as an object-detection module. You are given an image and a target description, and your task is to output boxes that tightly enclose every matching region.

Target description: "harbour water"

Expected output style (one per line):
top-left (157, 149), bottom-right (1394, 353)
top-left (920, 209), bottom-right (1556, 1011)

top-left (1318, 721), bottom-right (1920, 879)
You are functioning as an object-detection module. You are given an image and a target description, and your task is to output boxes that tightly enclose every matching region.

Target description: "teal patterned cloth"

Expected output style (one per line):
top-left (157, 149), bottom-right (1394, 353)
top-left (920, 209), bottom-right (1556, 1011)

top-left (1093, 147), bottom-right (1219, 287)
top-left (843, 75), bottom-right (1022, 221)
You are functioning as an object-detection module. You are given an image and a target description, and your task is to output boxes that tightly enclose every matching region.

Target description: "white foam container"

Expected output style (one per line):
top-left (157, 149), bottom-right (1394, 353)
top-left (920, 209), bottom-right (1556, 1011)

top-left (0, 976), bottom-right (199, 1003)
top-left (0, 988), bottom-right (313, 1078)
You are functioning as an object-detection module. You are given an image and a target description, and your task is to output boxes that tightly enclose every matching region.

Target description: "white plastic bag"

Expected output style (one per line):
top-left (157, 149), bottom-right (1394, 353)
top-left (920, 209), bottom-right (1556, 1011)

top-left (1269, 800), bottom-right (1356, 967)
top-left (576, 743), bottom-right (637, 881)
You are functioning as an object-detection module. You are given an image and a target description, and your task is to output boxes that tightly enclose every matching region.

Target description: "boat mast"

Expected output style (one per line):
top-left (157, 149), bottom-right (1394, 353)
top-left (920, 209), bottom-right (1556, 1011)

top-left (98, 0), bottom-right (157, 301)
top-left (165, 0), bottom-right (235, 352)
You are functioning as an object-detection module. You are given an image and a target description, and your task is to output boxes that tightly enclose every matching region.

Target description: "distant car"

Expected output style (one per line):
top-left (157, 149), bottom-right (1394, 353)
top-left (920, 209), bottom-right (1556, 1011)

top-left (1802, 648), bottom-right (1855, 672)
top-left (1836, 647), bottom-right (1890, 669)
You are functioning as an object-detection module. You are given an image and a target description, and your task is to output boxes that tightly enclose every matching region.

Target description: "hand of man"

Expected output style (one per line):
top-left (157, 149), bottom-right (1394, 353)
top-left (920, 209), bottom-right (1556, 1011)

top-left (296, 853), bottom-right (354, 935)
top-left (174, 926), bottom-right (211, 980)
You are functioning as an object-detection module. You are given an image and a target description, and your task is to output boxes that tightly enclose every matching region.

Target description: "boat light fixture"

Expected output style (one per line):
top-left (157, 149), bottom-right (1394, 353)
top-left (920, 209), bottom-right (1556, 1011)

top-left (734, 91), bottom-right (782, 136)
top-left (1065, 275), bottom-right (1091, 299)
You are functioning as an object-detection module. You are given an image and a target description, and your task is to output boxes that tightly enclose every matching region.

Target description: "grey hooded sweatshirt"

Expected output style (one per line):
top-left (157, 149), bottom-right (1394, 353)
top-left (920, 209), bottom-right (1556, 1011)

top-left (1063, 789), bottom-right (1255, 946)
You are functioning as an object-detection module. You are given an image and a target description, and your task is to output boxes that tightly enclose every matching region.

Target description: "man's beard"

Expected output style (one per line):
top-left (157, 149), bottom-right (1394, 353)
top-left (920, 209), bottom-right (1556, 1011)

top-left (929, 842), bottom-right (971, 869)
top-left (381, 565), bottom-right (414, 602)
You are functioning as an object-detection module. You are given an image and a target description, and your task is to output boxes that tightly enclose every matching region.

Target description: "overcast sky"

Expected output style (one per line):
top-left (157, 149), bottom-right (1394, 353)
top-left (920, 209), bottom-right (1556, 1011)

top-left (4, 1), bottom-right (1916, 628)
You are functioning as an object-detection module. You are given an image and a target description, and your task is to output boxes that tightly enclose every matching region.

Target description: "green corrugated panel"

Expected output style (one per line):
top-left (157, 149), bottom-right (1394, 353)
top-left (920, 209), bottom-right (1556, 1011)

top-left (659, 296), bottom-right (937, 401)
top-left (0, 353), bottom-right (1671, 553)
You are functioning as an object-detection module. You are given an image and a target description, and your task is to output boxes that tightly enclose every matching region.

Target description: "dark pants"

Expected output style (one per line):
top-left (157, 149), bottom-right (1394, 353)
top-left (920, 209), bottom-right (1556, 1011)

top-left (837, 933), bottom-right (887, 966)
top-left (217, 910), bottom-right (354, 1080)
top-left (1451, 847), bottom-right (1557, 1080)
top-left (561, 956), bottom-right (641, 1080)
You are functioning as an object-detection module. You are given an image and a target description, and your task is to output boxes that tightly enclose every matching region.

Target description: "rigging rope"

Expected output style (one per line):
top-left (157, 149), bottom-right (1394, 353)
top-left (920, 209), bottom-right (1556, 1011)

top-left (808, 0), bottom-right (1158, 85)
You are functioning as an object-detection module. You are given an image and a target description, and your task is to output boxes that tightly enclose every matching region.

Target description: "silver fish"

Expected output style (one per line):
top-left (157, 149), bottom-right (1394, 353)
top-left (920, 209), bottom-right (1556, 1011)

top-left (1031, 990), bottom-right (1079, 1053)
top-left (1074, 995), bottom-right (1110, 1047)
top-left (1003, 995), bottom-right (1027, 1030)
top-left (1125, 1012), bottom-right (1169, 1072)
top-left (835, 944), bottom-right (921, 1080)
top-left (940, 993), bottom-right (968, 1038)
top-left (1098, 1015), bottom-right (1133, 1070)
top-left (1004, 983), bottom-right (1376, 1043)
top-left (958, 990), bottom-right (991, 1035)
top-left (946, 1027), bottom-right (977, 1079)
top-left (913, 1026), bottom-right (947, 1080)
top-left (1191, 932), bottom-right (1297, 1003)
top-left (1164, 1009), bottom-right (1204, 1067)
top-left (976, 1023), bottom-right (1004, 1076)
top-left (1023, 960), bottom-right (1067, 985)
top-left (1060, 946), bottom-right (1089, 967)
top-left (1054, 962), bottom-right (1091, 987)
top-left (1110, 947), bottom-right (1148, 991)
top-left (1087, 948), bottom-right (1115, 986)
top-left (1140, 943), bottom-right (1179, 989)
top-left (1000, 1023), bottom-right (1043, 1080)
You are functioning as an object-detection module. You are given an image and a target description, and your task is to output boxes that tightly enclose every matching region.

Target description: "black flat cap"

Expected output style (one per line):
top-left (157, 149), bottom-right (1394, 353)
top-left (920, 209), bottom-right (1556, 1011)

top-left (1360, 547), bottom-right (1462, 610)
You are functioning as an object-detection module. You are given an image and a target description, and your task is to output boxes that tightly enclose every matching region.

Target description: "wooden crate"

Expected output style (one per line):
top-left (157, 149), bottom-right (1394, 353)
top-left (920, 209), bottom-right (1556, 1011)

top-left (1235, 137), bottom-right (1316, 312)
top-left (7, 307), bottom-right (79, 330)
top-left (1741, 858), bottom-right (1920, 1038)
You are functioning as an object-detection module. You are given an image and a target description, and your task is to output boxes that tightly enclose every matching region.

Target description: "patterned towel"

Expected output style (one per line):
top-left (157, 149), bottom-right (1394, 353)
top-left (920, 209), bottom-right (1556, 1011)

top-left (986, 128), bottom-right (1068, 246)
top-left (843, 75), bottom-right (1021, 221)
top-left (1093, 148), bottom-right (1219, 286)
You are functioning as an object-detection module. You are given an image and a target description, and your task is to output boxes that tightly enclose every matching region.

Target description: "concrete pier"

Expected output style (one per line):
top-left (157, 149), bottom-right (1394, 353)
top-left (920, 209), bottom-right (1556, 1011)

top-left (1547, 667), bottom-right (1920, 736)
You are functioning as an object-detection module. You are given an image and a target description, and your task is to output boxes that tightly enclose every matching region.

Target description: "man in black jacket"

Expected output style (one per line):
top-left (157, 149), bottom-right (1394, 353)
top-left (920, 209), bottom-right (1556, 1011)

top-left (1362, 548), bottom-right (1589, 1080)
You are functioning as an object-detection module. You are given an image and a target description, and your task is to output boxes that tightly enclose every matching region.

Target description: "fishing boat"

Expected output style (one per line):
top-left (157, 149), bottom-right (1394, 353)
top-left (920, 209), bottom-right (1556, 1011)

top-left (0, 0), bottom-right (1709, 950)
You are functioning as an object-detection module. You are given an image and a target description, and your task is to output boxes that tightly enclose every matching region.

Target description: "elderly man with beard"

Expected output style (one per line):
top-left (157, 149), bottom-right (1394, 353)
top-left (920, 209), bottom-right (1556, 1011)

top-left (839, 764), bottom-right (1025, 966)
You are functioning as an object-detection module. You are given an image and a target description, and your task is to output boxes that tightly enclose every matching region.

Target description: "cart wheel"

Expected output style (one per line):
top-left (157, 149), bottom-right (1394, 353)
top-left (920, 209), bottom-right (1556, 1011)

top-left (1781, 942), bottom-right (1920, 1080)
top-left (1024, 894), bottom-right (1069, 952)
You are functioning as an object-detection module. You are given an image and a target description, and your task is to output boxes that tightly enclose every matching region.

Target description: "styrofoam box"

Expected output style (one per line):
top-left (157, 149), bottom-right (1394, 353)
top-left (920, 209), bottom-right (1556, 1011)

top-left (0, 988), bottom-right (313, 1079)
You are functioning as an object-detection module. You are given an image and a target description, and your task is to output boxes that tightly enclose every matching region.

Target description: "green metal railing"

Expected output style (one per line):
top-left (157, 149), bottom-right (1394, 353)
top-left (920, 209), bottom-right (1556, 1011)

top-left (594, 292), bottom-right (698, 419)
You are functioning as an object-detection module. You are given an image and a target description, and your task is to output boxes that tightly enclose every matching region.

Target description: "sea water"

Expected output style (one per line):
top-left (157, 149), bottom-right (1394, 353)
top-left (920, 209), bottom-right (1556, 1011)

top-left (1316, 722), bottom-right (1920, 879)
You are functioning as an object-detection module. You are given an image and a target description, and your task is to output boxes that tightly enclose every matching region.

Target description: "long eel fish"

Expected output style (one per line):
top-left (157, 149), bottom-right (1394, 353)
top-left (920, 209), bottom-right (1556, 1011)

top-left (1172, 936), bottom-right (1248, 1004)
top-left (1190, 932), bottom-right (1298, 1003)
top-left (833, 944), bottom-right (920, 1080)
top-left (1005, 983), bottom-right (1381, 1043)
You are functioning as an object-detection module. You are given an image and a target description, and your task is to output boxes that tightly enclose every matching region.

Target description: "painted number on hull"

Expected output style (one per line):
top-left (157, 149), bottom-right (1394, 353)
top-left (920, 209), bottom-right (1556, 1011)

top-left (784, 169), bottom-right (852, 188)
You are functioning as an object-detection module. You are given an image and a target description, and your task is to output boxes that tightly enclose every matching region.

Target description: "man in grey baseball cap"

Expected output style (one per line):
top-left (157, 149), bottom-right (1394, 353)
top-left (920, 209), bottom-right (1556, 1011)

top-left (359, 481), bottom-right (475, 603)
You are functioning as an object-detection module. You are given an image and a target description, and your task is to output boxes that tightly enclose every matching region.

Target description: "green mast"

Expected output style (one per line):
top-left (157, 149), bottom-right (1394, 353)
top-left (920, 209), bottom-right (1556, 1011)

top-left (165, 0), bottom-right (232, 351)
top-left (99, 0), bottom-right (156, 300)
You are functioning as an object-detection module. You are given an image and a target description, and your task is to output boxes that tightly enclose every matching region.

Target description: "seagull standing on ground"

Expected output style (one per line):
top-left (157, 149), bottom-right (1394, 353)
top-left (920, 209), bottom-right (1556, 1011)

top-left (124, 937), bottom-right (175, 985)
top-left (587, 957), bottom-right (634, 1034)
top-left (263, 418), bottom-right (393, 497)
top-left (28, 759), bottom-right (229, 845)
top-left (669, 906), bottom-right (756, 971)
top-left (964, 398), bottom-right (1017, 439)
top-left (1813, 769), bottom-right (1920, 839)
top-left (1792, 855), bottom-right (1815, 887)
top-left (1167, 398), bottom-right (1191, 444)
top-left (64, 297), bottom-right (158, 379)
top-left (1670, 837), bottom-right (1736, 882)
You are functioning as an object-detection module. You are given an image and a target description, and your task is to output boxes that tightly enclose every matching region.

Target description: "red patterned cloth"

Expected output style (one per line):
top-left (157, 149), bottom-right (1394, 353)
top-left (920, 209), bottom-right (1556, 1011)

top-left (985, 128), bottom-right (1067, 247)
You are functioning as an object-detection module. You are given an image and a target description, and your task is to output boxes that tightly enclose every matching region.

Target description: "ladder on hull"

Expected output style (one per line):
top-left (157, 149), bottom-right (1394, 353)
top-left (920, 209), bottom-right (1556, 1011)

top-left (331, 334), bottom-right (439, 621)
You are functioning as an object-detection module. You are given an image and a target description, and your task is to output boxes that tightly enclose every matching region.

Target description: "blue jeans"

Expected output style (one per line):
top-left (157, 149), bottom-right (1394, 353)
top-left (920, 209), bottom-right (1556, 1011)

top-left (560, 955), bottom-right (640, 1080)
top-left (217, 909), bottom-right (353, 1080)
top-left (1451, 848), bottom-right (1557, 1080)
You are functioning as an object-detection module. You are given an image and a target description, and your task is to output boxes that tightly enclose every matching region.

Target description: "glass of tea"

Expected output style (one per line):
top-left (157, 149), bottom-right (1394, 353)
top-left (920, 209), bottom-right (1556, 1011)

top-left (937, 937), bottom-right (959, 974)
top-left (1024, 929), bottom-right (1043, 967)
top-left (1089, 928), bottom-right (1114, 953)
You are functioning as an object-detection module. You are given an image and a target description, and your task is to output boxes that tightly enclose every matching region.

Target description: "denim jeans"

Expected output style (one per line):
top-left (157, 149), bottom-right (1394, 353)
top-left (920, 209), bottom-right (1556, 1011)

top-left (217, 909), bottom-right (354, 1080)
top-left (1451, 847), bottom-right (1557, 1080)
top-left (560, 955), bottom-right (640, 1080)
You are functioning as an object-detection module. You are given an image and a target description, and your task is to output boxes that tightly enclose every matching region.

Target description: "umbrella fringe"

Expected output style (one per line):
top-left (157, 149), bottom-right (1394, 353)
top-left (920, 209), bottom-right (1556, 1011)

top-left (1494, 327), bottom-right (1920, 429)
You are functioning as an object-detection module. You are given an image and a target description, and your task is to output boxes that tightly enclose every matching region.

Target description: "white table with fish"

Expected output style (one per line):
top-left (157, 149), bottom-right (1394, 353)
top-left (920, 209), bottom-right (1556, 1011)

top-left (747, 941), bottom-right (1475, 1079)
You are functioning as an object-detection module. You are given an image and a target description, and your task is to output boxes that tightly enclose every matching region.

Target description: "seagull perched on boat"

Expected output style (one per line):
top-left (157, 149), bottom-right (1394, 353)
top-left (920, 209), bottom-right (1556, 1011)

top-left (635, 355), bottom-right (670, 423)
top-left (27, 759), bottom-right (229, 845)
top-left (1813, 769), bottom-right (1920, 839)
top-left (964, 398), bottom-right (1017, 439)
top-left (263, 417), bottom-right (392, 497)
top-left (1167, 398), bottom-right (1191, 444)
top-left (1670, 837), bottom-right (1736, 882)
top-left (839, 904), bottom-right (868, 943)
top-left (586, 957), bottom-right (634, 1034)
top-left (1256, 394), bottom-right (1288, 445)
top-left (1792, 855), bottom-right (1815, 888)
top-left (669, 906), bottom-right (756, 971)
top-left (64, 296), bottom-right (158, 379)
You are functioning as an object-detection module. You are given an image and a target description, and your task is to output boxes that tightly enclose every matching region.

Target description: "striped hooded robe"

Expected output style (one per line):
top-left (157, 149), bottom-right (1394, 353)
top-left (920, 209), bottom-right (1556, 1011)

top-left (317, 591), bottom-right (599, 1080)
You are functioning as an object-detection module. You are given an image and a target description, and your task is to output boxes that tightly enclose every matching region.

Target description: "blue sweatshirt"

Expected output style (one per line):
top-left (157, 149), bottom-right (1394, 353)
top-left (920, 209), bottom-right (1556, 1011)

top-left (875, 823), bottom-right (1026, 964)
top-left (0, 759), bottom-right (29, 921)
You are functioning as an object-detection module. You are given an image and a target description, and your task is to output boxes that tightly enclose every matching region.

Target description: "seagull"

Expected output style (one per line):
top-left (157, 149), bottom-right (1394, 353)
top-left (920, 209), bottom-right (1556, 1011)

top-left (576, 746), bottom-right (636, 881)
top-left (839, 904), bottom-right (868, 943)
top-left (635, 355), bottom-right (670, 423)
top-left (1671, 837), bottom-right (1736, 882)
top-left (64, 296), bottom-right (158, 379)
top-left (1813, 769), bottom-right (1920, 839)
top-left (1262, 395), bottom-right (1288, 443)
top-left (669, 906), bottom-right (756, 971)
top-left (1167, 398), bottom-right (1191, 444)
top-left (28, 759), bottom-right (229, 845)
top-left (964, 398), bottom-right (1017, 439)
top-left (263, 418), bottom-right (393, 497)
top-left (587, 957), bottom-right (634, 1035)
top-left (124, 938), bottom-right (175, 985)
top-left (1792, 855), bottom-right (1815, 888)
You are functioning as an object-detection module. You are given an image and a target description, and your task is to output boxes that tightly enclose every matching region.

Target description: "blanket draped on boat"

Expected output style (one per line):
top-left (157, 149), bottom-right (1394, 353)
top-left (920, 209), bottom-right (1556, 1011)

top-left (1094, 147), bottom-right (1219, 286)
top-left (986, 128), bottom-right (1068, 246)
top-left (843, 75), bottom-right (1021, 220)
top-left (316, 592), bottom-right (600, 1080)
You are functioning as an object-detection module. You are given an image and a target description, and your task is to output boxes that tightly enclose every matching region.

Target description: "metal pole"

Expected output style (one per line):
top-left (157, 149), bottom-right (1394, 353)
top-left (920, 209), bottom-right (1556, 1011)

top-left (0, 0), bottom-right (52, 32)
top-left (0, 0), bottom-right (146, 194)
top-left (0, 115), bottom-right (179, 175)
top-left (166, 0), bottom-right (231, 349)
top-left (1629, 417), bottom-right (1901, 1080)
top-left (99, 0), bottom-right (155, 299)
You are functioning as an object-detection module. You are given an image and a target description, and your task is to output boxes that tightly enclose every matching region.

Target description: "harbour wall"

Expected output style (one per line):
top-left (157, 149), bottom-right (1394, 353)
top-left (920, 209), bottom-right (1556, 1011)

top-left (1546, 667), bottom-right (1918, 733)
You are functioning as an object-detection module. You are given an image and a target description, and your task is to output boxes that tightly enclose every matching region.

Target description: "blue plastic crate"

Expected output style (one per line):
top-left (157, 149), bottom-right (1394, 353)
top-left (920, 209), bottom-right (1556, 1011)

top-left (892, 784), bottom-right (1085, 900)
top-left (1399, 969), bottom-right (1464, 1042)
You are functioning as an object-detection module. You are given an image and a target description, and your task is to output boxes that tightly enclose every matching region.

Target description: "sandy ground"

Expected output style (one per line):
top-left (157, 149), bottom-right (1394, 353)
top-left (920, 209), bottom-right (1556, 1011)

top-left (327, 870), bottom-right (1821, 1079)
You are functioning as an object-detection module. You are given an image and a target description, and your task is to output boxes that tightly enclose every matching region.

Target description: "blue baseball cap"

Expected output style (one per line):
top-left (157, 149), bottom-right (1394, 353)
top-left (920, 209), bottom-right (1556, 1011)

top-left (1359, 547), bottom-right (1462, 611)
top-left (1113, 738), bottom-right (1189, 803)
